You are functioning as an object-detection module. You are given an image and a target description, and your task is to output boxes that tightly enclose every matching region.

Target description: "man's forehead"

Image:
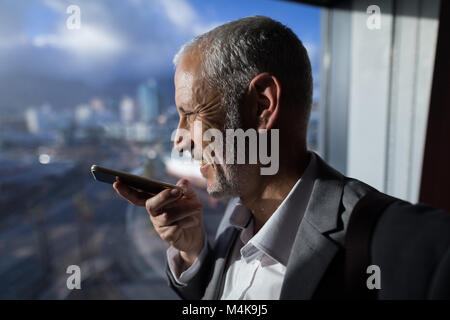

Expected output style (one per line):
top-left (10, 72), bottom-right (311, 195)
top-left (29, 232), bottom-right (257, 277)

top-left (175, 50), bottom-right (201, 81)
top-left (174, 69), bottom-right (195, 110)
top-left (175, 67), bottom-right (195, 92)
top-left (174, 52), bottom-right (200, 108)
top-left (174, 50), bottom-right (221, 111)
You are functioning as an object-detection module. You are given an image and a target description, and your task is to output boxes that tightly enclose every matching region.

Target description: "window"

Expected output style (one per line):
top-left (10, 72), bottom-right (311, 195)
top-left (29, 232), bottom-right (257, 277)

top-left (0, 0), bottom-right (320, 299)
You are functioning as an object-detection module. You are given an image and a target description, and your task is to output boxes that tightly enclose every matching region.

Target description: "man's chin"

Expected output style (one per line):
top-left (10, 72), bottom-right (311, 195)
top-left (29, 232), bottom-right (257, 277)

top-left (205, 172), bottom-right (236, 199)
top-left (207, 188), bottom-right (233, 199)
top-left (206, 181), bottom-right (228, 199)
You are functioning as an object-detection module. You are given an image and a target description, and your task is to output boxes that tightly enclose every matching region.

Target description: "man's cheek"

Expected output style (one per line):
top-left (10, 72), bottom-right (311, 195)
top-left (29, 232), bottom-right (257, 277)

top-left (203, 127), bottom-right (225, 165)
top-left (190, 118), bottom-right (223, 164)
top-left (190, 122), bottom-right (204, 160)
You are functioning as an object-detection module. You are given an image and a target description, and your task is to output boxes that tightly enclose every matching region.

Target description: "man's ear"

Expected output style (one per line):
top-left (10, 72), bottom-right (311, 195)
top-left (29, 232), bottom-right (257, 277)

top-left (248, 73), bottom-right (281, 131)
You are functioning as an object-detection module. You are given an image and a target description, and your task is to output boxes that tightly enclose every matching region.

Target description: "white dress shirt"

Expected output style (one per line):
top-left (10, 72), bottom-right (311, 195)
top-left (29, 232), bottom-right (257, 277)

top-left (167, 152), bottom-right (318, 299)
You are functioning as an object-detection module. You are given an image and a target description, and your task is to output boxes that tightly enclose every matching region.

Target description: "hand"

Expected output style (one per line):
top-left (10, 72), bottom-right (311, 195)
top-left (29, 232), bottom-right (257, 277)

top-left (113, 178), bottom-right (205, 268)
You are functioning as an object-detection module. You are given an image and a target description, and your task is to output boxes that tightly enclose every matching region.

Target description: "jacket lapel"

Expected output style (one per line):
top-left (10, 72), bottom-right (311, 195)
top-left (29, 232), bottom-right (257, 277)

top-left (280, 155), bottom-right (345, 299)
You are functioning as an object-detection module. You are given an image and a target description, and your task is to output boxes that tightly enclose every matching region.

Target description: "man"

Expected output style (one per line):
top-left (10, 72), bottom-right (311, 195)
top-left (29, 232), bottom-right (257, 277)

top-left (113, 16), bottom-right (450, 299)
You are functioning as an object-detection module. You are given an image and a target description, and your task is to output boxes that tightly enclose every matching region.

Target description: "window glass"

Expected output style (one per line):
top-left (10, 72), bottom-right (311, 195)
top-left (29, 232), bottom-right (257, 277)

top-left (0, 0), bottom-right (320, 299)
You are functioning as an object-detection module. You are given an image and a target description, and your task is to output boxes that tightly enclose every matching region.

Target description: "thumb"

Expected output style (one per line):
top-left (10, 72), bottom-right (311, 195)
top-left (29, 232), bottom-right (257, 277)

top-left (176, 179), bottom-right (196, 198)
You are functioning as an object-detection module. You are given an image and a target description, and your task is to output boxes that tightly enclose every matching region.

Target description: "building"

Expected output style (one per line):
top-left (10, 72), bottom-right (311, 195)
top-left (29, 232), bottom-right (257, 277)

top-left (137, 79), bottom-right (161, 122)
top-left (119, 96), bottom-right (136, 124)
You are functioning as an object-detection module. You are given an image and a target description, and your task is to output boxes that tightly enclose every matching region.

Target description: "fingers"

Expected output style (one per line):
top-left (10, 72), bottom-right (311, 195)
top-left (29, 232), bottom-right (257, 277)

top-left (113, 180), bottom-right (152, 206)
top-left (176, 179), bottom-right (196, 199)
top-left (152, 203), bottom-right (200, 227)
top-left (157, 216), bottom-right (200, 247)
top-left (145, 187), bottom-right (183, 216)
top-left (159, 226), bottom-right (182, 246)
top-left (173, 216), bottom-right (199, 229)
top-left (156, 216), bottom-right (199, 232)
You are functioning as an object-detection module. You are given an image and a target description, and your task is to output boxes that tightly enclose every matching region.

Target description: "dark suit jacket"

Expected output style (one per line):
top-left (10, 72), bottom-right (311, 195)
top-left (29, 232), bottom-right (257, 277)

top-left (166, 153), bottom-right (450, 299)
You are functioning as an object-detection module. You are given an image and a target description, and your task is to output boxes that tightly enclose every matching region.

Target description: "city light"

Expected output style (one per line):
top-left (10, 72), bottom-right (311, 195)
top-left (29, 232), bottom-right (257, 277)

top-left (39, 153), bottom-right (51, 164)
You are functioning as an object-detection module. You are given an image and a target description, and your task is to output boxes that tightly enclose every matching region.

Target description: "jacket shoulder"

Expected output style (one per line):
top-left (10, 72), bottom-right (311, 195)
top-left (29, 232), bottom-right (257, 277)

top-left (327, 177), bottom-right (377, 245)
top-left (342, 178), bottom-right (378, 210)
top-left (372, 200), bottom-right (450, 298)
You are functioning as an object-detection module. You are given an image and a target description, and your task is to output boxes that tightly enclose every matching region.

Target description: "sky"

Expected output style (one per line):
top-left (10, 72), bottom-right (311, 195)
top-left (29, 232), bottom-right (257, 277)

top-left (0, 0), bottom-right (321, 101)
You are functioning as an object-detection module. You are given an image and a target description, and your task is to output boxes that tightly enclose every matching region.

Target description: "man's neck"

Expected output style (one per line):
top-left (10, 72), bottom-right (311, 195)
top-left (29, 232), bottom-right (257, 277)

top-left (240, 150), bottom-right (310, 233)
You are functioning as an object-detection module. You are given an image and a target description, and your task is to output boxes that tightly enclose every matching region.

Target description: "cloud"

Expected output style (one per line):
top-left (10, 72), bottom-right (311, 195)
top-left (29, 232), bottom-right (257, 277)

top-left (0, 0), bottom-right (222, 84)
top-left (157, 0), bottom-right (222, 36)
top-left (42, 0), bottom-right (68, 13)
top-left (33, 24), bottom-right (125, 58)
top-left (158, 0), bottom-right (198, 32)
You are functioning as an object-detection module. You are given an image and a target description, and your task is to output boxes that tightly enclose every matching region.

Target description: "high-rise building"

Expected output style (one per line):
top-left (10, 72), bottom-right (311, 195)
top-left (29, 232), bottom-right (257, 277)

top-left (120, 96), bottom-right (136, 124)
top-left (24, 104), bottom-right (53, 134)
top-left (24, 108), bottom-right (40, 134)
top-left (137, 79), bottom-right (160, 122)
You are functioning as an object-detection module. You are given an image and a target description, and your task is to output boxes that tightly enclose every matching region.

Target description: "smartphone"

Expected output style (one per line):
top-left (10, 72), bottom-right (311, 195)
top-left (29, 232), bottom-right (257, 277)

top-left (90, 164), bottom-right (179, 195)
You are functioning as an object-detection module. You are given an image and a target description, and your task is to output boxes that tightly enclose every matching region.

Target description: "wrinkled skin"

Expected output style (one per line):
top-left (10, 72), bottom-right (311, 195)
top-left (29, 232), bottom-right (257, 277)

top-left (173, 50), bottom-right (230, 192)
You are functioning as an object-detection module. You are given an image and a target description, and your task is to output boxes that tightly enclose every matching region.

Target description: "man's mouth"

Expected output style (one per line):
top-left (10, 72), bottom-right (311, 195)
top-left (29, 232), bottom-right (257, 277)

top-left (199, 159), bottom-right (211, 176)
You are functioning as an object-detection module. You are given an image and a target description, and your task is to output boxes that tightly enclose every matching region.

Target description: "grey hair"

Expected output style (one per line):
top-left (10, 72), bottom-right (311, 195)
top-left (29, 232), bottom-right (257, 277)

top-left (173, 15), bottom-right (313, 134)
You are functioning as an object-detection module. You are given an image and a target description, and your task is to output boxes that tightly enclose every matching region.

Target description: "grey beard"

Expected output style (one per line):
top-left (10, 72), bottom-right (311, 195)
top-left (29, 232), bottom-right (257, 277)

top-left (207, 163), bottom-right (240, 199)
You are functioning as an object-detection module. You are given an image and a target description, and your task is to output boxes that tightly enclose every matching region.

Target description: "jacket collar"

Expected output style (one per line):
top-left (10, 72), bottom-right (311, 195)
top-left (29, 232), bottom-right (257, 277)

top-left (280, 152), bottom-right (345, 299)
top-left (303, 153), bottom-right (345, 234)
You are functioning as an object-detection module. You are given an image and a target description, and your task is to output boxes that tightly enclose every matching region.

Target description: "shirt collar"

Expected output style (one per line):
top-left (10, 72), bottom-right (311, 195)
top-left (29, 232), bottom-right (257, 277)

top-left (228, 151), bottom-right (318, 266)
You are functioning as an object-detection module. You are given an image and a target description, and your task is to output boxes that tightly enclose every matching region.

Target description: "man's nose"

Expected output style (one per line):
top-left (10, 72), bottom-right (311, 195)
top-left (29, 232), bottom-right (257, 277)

top-left (174, 132), bottom-right (193, 153)
top-left (173, 123), bottom-right (194, 154)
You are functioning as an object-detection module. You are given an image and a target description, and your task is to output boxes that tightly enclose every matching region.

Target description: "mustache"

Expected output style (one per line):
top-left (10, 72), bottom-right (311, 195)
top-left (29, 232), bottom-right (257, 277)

top-left (181, 149), bottom-right (210, 166)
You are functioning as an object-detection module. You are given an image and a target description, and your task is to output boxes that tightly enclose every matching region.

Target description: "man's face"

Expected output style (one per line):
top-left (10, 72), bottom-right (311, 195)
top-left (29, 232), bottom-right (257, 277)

top-left (173, 52), bottom-right (240, 198)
